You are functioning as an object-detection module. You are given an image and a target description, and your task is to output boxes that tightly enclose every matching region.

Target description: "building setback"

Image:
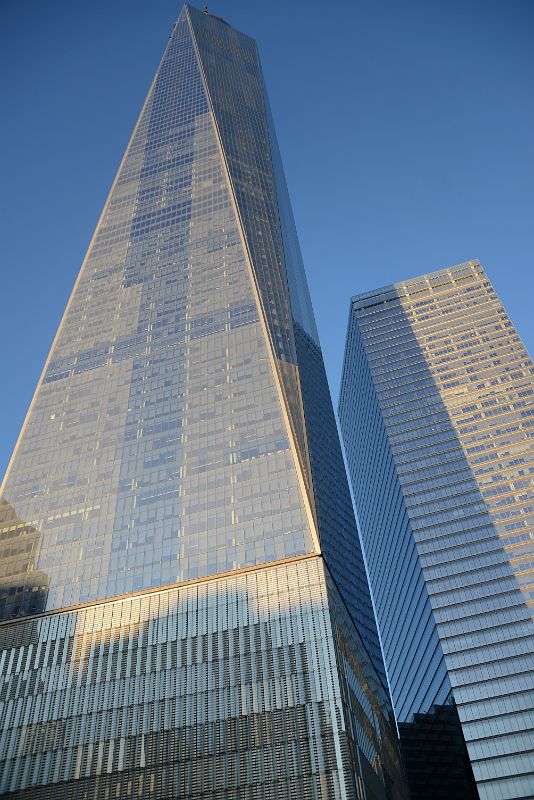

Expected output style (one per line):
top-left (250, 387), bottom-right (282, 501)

top-left (339, 260), bottom-right (534, 800)
top-left (0, 6), bottom-right (407, 798)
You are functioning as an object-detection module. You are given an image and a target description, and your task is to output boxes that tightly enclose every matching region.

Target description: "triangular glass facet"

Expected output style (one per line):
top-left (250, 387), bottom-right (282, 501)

top-left (186, 6), bottom-right (317, 516)
top-left (0, 9), bottom-right (315, 617)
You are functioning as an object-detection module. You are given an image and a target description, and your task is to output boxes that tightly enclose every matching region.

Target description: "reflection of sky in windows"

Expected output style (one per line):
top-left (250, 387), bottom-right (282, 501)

top-left (187, 5), bottom-right (386, 683)
top-left (0, 11), bottom-right (314, 615)
top-left (0, 8), bottom-right (408, 798)
top-left (340, 262), bottom-right (534, 799)
top-left (0, 4), bottom-right (385, 700)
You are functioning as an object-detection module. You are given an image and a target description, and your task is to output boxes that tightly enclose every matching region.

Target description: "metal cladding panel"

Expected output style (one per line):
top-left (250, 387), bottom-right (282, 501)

top-left (0, 557), bottom-right (406, 799)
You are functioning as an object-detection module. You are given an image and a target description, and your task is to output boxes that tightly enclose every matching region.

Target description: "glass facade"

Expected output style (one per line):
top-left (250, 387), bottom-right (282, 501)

top-left (0, 558), bottom-right (403, 800)
top-left (0, 6), bottom-right (406, 797)
top-left (0, 6), bottom-right (314, 617)
top-left (339, 261), bottom-right (534, 800)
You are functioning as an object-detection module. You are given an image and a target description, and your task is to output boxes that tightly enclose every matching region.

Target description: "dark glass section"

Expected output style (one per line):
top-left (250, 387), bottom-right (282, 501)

top-left (294, 324), bottom-right (387, 689)
top-left (399, 700), bottom-right (479, 800)
top-left (265, 77), bottom-right (386, 688)
top-left (262, 83), bottom-right (319, 346)
top-left (0, 500), bottom-right (49, 620)
top-left (338, 311), bottom-right (450, 715)
top-left (324, 565), bottom-right (407, 800)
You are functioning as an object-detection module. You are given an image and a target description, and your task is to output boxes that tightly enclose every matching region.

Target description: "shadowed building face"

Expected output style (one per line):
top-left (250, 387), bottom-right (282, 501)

top-left (339, 261), bottom-right (534, 800)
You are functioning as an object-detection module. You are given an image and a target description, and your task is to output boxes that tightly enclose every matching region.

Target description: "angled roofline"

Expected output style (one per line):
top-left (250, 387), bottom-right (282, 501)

top-left (349, 259), bottom-right (484, 309)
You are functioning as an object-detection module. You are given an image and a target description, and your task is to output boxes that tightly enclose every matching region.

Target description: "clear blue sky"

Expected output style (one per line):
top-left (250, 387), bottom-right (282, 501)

top-left (1, 0), bottom-right (533, 479)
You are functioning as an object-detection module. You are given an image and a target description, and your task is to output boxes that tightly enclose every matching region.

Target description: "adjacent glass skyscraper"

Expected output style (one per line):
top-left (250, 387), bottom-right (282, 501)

top-left (0, 6), bottom-right (406, 798)
top-left (339, 261), bottom-right (534, 800)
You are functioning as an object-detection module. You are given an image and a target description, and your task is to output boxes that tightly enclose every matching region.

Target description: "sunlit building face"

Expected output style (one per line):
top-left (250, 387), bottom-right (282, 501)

top-left (339, 261), bottom-right (534, 800)
top-left (0, 6), bottom-right (407, 798)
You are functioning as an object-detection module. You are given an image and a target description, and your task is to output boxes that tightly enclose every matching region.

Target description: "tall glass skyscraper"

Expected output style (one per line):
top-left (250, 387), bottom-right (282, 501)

top-left (0, 6), bottom-right (406, 798)
top-left (339, 261), bottom-right (534, 800)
